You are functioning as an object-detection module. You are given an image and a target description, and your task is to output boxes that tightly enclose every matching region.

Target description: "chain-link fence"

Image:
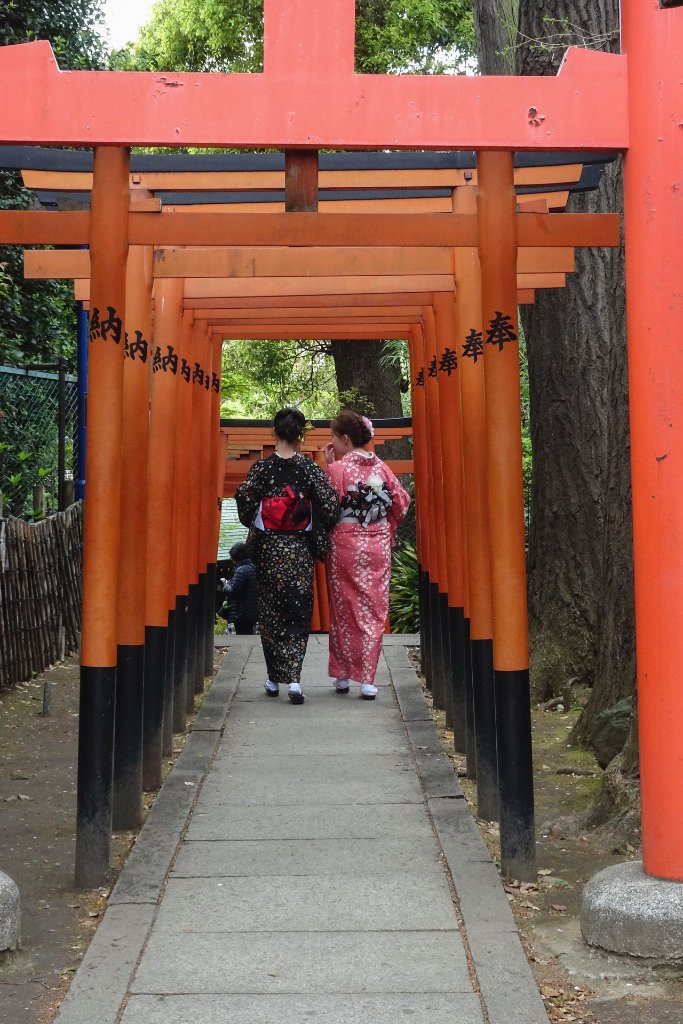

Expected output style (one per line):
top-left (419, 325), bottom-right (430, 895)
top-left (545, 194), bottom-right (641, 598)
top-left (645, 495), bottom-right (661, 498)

top-left (0, 365), bottom-right (79, 519)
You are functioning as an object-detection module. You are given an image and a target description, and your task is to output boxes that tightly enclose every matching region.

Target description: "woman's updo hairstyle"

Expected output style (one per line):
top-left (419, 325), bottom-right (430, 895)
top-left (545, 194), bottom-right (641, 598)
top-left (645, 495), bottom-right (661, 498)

top-left (273, 407), bottom-right (306, 443)
top-left (331, 409), bottom-right (373, 448)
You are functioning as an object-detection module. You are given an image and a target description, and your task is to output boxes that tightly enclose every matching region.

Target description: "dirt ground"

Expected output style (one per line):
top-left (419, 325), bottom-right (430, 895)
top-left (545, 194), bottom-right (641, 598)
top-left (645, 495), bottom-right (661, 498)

top-left (0, 653), bottom-right (220, 1024)
top-left (416, 662), bottom-right (683, 1024)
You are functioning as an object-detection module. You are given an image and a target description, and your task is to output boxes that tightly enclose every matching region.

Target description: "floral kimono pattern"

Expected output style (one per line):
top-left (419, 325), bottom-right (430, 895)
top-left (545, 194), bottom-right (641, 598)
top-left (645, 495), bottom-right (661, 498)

top-left (235, 453), bottom-right (339, 686)
top-left (325, 451), bottom-right (410, 684)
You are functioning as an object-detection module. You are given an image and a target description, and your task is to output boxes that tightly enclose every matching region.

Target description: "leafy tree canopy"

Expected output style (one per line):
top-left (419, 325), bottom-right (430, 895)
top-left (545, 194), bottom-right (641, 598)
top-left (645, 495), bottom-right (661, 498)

top-left (114, 0), bottom-right (474, 74)
top-left (0, 0), bottom-right (106, 367)
top-left (1, 0), bottom-right (107, 68)
top-left (220, 338), bottom-right (340, 419)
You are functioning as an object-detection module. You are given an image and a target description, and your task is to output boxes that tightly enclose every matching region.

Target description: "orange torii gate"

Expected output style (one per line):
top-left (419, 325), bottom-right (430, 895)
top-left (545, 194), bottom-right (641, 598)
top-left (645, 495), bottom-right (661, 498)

top-left (0, 2), bottom-right (681, 951)
top-left (17, 156), bottom-right (592, 839)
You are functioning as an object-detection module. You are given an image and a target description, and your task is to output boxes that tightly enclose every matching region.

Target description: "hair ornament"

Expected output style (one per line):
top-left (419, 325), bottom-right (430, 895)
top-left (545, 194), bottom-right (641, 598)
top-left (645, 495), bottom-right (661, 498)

top-left (361, 415), bottom-right (375, 438)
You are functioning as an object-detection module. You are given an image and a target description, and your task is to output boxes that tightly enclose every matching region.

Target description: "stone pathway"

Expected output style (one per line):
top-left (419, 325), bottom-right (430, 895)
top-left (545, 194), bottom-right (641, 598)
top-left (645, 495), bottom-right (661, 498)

top-left (54, 636), bottom-right (549, 1024)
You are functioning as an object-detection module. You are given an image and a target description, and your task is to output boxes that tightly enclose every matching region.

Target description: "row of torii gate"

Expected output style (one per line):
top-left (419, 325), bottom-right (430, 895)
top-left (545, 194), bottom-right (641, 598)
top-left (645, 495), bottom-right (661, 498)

top-left (7, 142), bottom-right (617, 886)
top-left (1, 0), bottom-right (682, 923)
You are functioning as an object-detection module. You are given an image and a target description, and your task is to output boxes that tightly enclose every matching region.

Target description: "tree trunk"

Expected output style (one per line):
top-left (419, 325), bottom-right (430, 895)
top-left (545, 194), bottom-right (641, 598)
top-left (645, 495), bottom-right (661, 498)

top-left (330, 339), bottom-right (410, 459)
top-left (515, 0), bottom-right (634, 712)
top-left (471, 0), bottom-right (519, 74)
top-left (571, 168), bottom-right (636, 740)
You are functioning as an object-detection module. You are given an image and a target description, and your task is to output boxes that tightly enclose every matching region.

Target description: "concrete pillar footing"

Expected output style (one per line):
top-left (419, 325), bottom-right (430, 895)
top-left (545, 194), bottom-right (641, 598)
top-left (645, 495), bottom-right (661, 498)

top-left (581, 860), bottom-right (683, 963)
top-left (0, 870), bottom-right (21, 952)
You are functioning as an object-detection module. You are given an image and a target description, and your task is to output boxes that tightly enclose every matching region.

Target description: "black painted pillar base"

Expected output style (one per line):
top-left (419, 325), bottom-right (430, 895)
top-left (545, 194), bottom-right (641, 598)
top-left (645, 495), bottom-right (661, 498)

top-left (447, 606), bottom-right (467, 753)
top-left (463, 617), bottom-right (476, 780)
top-left (172, 594), bottom-right (188, 733)
top-left (418, 563), bottom-right (427, 677)
top-left (192, 579), bottom-right (205, 694)
top-left (472, 638), bottom-right (498, 822)
top-left (439, 592), bottom-right (453, 726)
top-left (142, 624), bottom-right (166, 792)
top-left (186, 582), bottom-right (199, 708)
top-left (429, 582), bottom-right (445, 709)
top-left (75, 665), bottom-right (115, 888)
top-left (203, 566), bottom-right (215, 676)
top-left (113, 644), bottom-right (144, 831)
top-left (495, 669), bottom-right (536, 881)
top-left (163, 609), bottom-right (176, 757)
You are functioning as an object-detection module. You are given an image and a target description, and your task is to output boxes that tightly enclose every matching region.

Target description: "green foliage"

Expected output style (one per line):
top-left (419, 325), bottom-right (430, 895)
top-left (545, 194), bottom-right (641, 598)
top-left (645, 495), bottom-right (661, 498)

top-left (112, 0), bottom-right (264, 70)
top-left (1, 0), bottom-right (107, 69)
top-left (518, 318), bottom-right (532, 532)
top-left (0, 174), bottom-right (77, 364)
top-left (0, 0), bottom-right (105, 365)
top-left (0, 437), bottom-right (51, 519)
top-left (389, 540), bottom-right (420, 633)
top-left (0, 377), bottom-right (63, 517)
top-left (115, 0), bottom-right (474, 74)
top-left (220, 337), bottom-right (340, 418)
top-left (355, 0), bottom-right (474, 74)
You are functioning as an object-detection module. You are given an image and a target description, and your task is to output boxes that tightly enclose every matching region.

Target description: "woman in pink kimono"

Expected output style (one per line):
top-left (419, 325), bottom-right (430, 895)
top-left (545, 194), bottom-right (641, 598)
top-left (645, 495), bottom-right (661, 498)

top-left (324, 410), bottom-right (410, 700)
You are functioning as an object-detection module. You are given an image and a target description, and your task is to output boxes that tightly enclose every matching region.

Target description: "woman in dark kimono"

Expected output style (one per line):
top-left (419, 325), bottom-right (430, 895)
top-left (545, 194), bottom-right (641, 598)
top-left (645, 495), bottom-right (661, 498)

top-left (235, 408), bottom-right (339, 704)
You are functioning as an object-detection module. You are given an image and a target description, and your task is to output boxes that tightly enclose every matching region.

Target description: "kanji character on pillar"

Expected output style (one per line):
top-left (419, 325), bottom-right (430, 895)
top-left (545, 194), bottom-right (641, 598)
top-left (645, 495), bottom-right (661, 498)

top-left (100, 306), bottom-right (123, 344)
top-left (439, 347), bottom-right (458, 376)
top-left (161, 345), bottom-right (178, 374)
top-left (462, 328), bottom-right (484, 363)
top-left (125, 330), bottom-right (149, 363)
top-left (485, 311), bottom-right (517, 351)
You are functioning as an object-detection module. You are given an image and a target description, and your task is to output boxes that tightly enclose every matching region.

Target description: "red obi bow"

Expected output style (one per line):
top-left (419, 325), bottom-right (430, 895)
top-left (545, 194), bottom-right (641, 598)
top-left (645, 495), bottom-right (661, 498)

top-left (260, 485), bottom-right (311, 530)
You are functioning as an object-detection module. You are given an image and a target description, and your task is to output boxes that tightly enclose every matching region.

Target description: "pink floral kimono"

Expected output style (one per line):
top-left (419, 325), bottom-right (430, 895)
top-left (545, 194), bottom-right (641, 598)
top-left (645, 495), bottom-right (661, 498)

top-left (325, 450), bottom-right (410, 684)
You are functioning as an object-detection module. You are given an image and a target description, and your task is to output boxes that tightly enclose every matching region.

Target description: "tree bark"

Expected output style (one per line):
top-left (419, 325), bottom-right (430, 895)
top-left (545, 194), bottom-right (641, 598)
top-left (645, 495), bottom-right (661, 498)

top-left (471, 0), bottom-right (519, 74)
top-left (330, 339), bottom-right (410, 459)
top-left (515, 0), bottom-right (634, 714)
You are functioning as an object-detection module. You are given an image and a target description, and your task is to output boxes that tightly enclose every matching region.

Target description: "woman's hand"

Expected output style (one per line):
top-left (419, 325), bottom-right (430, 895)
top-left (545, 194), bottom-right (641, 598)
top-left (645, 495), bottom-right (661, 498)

top-left (323, 442), bottom-right (336, 466)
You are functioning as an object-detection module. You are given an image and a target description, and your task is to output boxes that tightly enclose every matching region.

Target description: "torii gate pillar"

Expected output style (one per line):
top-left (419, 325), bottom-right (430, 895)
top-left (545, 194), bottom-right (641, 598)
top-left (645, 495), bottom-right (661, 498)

top-left (581, 0), bottom-right (683, 960)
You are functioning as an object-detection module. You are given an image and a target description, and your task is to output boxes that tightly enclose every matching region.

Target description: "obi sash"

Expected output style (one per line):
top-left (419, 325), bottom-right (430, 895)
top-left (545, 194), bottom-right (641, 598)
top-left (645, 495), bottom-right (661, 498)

top-left (255, 485), bottom-right (312, 532)
top-left (338, 479), bottom-right (392, 528)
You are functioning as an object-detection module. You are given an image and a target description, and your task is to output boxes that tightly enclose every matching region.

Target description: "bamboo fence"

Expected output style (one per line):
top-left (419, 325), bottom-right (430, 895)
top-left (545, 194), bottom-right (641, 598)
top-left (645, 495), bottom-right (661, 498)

top-left (0, 503), bottom-right (82, 689)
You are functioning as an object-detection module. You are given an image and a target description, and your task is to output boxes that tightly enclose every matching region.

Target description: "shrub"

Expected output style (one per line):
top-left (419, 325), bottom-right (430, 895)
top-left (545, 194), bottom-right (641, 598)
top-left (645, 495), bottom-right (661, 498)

top-left (389, 540), bottom-right (420, 634)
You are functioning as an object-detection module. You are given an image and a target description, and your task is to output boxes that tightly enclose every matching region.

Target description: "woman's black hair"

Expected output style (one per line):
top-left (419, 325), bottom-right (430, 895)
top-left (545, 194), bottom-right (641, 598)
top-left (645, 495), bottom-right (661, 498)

top-left (331, 409), bottom-right (372, 447)
top-left (229, 541), bottom-right (249, 562)
top-left (273, 407), bottom-right (306, 443)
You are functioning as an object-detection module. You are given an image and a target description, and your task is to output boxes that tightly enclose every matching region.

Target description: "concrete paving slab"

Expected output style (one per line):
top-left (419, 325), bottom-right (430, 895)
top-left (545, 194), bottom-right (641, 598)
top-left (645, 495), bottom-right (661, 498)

top-left (172, 835), bottom-right (445, 877)
top-left (217, 711), bottom-right (410, 755)
top-left (198, 754), bottom-right (425, 805)
top-left (389, 677), bottom-right (433, 721)
top-left (121, 992), bottom-right (484, 1024)
top-left (109, 770), bottom-right (202, 906)
top-left (54, 905), bottom-right (155, 1024)
top-left (186, 800), bottom-right (435, 841)
top-left (428, 796), bottom-right (493, 864)
top-left (382, 633), bottom-right (420, 646)
top-left (190, 647), bottom-right (247, 731)
top-left (131, 930), bottom-right (474, 995)
top-left (232, 689), bottom-right (399, 709)
top-left (449, 859), bottom-right (520, 937)
top-left (154, 873), bottom-right (457, 932)
top-left (469, 930), bottom-right (550, 1024)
